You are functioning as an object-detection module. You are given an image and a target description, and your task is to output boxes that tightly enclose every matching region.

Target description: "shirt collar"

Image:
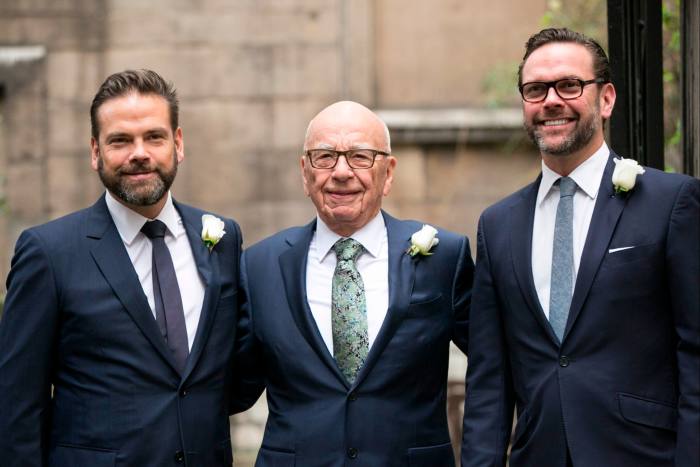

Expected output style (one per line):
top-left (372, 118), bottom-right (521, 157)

top-left (314, 212), bottom-right (386, 262)
top-left (105, 191), bottom-right (183, 245)
top-left (536, 141), bottom-right (609, 206)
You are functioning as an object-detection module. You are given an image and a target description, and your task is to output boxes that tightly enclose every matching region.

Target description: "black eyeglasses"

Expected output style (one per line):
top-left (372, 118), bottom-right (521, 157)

top-left (519, 78), bottom-right (608, 103)
top-left (305, 149), bottom-right (390, 169)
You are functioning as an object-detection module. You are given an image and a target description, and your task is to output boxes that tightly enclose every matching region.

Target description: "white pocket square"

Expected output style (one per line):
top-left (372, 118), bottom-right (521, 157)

top-left (608, 246), bottom-right (635, 253)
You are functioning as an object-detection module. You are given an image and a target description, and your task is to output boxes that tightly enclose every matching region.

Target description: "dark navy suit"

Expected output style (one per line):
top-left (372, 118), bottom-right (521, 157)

top-left (461, 153), bottom-right (700, 467)
top-left (235, 212), bottom-right (473, 467)
top-left (0, 195), bottom-right (242, 467)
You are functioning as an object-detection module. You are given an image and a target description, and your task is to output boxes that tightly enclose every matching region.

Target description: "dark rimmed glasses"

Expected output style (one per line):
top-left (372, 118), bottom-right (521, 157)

top-left (519, 78), bottom-right (608, 103)
top-left (305, 149), bottom-right (390, 169)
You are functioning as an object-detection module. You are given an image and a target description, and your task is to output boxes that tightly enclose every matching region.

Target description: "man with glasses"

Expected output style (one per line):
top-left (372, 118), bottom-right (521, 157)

top-left (233, 101), bottom-right (474, 466)
top-left (461, 28), bottom-right (699, 467)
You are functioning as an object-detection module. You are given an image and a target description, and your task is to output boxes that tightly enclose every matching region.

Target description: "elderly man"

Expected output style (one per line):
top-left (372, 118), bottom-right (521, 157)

top-left (235, 101), bottom-right (473, 467)
top-left (0, 69), bottom-right (243, 466)
top-left (461, 28), bottom-right (699, 467)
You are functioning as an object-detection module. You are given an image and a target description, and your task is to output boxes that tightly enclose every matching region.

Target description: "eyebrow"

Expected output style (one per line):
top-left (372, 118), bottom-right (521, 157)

top-left (104, 127), bottom-right (170, 141)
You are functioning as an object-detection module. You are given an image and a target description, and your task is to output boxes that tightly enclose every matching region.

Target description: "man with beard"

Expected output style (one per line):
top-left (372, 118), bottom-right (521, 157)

top-left (461, 28), bottom-right (699, 467)
top-left (0, 69), bottom-right (244, 466)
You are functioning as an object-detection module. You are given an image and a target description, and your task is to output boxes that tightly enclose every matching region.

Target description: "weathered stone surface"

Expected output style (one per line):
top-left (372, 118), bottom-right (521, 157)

top-left (5, 162), bottom-right (46, 220)
top-left (46, 51), bottom-right (102, 102)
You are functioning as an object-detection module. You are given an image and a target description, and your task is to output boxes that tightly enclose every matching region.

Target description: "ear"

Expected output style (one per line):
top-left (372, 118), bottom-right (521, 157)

top-left (300, 155), bottom-right (310, 197)
top-left (174, 127), bottom-right (185, 163)
top-left (382, 156), bottom-right (397, 197)
top-left (90, 137), bottom-right (100, 172)
top-left (599, 82), bottom-right (616, 120)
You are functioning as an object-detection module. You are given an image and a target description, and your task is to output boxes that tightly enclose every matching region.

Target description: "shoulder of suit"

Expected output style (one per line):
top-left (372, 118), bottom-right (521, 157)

top-left (22, 205), bottom-right (93, 245)
top-left (630, 165), bottom-right (699, 201)
top-left (246, 224), bottom-right (310, 253)
top-left (174, 200), bottom-right (237, 225)
top-left (480, 180), bottom-right (538, 220)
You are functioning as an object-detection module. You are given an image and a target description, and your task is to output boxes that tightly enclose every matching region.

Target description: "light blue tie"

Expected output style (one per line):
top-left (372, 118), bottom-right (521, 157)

top-left (549, 176), bottom-right (577, 341)
top-left (331, 238), bottom-right (369, 384)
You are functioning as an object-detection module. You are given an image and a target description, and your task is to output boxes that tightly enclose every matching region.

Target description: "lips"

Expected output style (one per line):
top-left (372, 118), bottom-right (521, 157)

top-left (121, 171), bottom-right (156, 182)
top-left (326, 189), bottom-right (360, 202)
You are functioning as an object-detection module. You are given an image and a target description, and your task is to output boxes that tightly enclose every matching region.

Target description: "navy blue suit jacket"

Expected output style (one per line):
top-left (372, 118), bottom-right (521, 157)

top-left (0, 195), bottom-right (242, 467)
top-left (461, 153), bottom-right (700, 467)
top-left (235, 211), bottom-right (474, 467)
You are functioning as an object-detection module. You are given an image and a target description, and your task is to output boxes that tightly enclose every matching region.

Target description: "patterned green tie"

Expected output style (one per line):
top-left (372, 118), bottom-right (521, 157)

top-left (331, 238), bottom-right (369, 384)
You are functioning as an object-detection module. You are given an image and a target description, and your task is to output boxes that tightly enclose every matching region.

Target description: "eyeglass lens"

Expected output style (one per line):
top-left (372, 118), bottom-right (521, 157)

top-left (522, 79), bottom-right (583, 102)
top-left (308, 150), bottom-right (378, 169)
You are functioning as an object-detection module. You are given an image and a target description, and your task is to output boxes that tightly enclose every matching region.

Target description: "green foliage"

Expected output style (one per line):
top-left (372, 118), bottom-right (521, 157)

top-left (661, 0), bottom-right (682, 172)
top-left (0, 175), bottom-right (6, 213)
top-left (481, 61), bottom-right (521, 108)
top-left (541, 0), bottom-right (608, 48)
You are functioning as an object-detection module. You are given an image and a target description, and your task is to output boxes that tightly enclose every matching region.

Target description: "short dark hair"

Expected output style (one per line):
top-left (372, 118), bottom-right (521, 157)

top-left (90, 69), bottom-right (179, 139)
top-left (517, 28), bottom-right (611, 86)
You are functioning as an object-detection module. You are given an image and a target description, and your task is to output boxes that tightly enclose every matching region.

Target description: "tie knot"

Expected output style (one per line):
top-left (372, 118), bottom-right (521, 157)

top-left (332, 238), bottom-right (364, 262)
top-left (141, 220), bottom-right (167, 239)
top-left (558, 176), bottom-right (577, 198)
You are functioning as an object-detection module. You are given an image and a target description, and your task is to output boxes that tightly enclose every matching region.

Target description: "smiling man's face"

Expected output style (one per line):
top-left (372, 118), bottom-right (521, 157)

top-left (521, 42), bottom-right (615, 172)
top-left (90, 92), bottom-right (184, 218)
top-left (301, 101), bottom-right (396, 237)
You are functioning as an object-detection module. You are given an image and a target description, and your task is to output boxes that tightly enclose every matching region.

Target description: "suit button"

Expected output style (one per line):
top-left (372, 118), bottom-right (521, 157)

top-left (348, 391), bottom-right (357, 401)
top-left (347, 447), bottom-right (358, 459)
top-left (174, 450), bottom-right (185, 462)
top-left (179, 388), bottom-right (188, 397)
top-left (559, 356), bottom-right (570, 367)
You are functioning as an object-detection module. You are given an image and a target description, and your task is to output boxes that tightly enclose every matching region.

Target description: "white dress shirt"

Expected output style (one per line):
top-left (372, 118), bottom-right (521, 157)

top-left (105, 191), bottom-right (205, 350)
top-left (306, 212), bottom-right (389, 354)
top-left (532, 142), bottom-right (609, 318)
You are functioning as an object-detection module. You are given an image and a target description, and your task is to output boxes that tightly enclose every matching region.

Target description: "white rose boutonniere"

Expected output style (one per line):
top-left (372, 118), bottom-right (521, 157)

top-left (612, 157), bottom-right (645, 194)
top-left (407, 224), bottom-right (439, 257)
top-left (201, 214), bottom-right (226, 251)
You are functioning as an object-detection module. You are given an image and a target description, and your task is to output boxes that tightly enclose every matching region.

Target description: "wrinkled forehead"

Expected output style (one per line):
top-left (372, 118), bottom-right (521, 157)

top-left (306, 125), bottom-right (383, 150)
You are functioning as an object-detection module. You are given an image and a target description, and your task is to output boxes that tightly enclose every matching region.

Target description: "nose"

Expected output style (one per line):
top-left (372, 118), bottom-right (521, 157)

top-left (331, 155), bottom-right (355, 179)
top-left (128, 138), bottom-right (150, 161)
top-left (542, 86), bottom-right (564, 106)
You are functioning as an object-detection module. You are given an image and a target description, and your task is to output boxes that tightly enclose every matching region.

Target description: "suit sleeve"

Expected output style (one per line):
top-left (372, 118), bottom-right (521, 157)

top-left (451, 235), bottom-right (474, 355)
top-left (461, 215), bottom-right (514, 467)
top-left (666, 177), bottom-right (700, 467)
top-left (229, 250), bottom-right (266, 414)
top-left (0, 230), bottom-right (60, 466)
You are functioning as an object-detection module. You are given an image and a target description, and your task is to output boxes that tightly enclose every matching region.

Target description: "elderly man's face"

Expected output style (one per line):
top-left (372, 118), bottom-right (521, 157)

top-left (301, 106), bottom-right (396, 237)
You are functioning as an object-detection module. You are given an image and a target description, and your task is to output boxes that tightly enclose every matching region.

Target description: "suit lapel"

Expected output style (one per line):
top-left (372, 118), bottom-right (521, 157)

top-left (352, 212), bottom-right (416, 388)
top-left (87, 195), bottom-right (180, 374)
top-left (176, 203), bottom-right (221, 380)
top-left (509, 180), bottom-right (560, 345)
top-left (564, 153), bottom-right (627, 339)
top-left (278, 220), bottom-right (349, 387)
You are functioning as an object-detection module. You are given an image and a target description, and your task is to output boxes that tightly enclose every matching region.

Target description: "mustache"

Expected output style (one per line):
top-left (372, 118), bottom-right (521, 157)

top-left (117, 160), bottom-right (158, 175)
top-left (536, 110), bottom-right (577, 122)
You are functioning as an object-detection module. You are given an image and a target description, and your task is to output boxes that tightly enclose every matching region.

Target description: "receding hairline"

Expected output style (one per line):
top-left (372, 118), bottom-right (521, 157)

top-left (303, 101), bottom-right (391, 152)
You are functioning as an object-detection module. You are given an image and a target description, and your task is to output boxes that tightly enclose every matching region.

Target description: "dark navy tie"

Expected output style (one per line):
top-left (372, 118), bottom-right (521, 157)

top-left (141, 220), bottom-right (189, 373)
top-left (549, 177), bottom-right (577, 341)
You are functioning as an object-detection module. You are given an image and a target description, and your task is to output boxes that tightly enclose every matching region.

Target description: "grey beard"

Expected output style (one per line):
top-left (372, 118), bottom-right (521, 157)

top-left (526, 110), bottom-right (600, 157)
top-left (97, 152), bottom-right (177, 206)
